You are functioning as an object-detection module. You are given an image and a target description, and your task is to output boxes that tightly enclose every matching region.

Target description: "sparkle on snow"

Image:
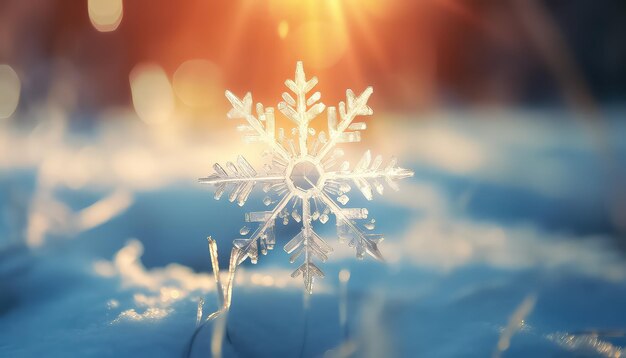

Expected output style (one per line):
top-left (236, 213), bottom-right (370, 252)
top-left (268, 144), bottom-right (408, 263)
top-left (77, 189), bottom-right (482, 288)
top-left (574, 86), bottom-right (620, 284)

top-left (200, 62), bottom-right (413, 293)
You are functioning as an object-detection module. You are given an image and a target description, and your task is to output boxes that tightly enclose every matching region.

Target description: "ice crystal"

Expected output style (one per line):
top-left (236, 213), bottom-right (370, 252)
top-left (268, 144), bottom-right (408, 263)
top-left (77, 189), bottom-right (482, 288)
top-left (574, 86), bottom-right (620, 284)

top-left (200, 62), bottom-right (413, 293)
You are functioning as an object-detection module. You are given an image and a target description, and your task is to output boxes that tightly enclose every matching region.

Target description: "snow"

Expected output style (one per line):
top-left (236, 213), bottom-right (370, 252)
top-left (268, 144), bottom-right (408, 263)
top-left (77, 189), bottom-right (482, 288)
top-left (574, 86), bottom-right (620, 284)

top-left (1, 107), bottom-right (626, 357)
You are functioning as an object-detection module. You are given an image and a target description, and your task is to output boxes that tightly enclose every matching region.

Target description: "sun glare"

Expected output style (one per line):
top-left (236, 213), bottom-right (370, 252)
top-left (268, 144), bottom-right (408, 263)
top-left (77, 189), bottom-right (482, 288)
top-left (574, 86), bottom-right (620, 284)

top-left (223, 0), bottom-right (397, 74)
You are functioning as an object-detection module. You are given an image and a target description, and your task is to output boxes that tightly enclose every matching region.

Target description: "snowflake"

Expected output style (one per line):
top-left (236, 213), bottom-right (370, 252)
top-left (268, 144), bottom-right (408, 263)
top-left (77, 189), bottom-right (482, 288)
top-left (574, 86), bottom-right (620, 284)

top-left (200, 62), bottom-right (413, 293)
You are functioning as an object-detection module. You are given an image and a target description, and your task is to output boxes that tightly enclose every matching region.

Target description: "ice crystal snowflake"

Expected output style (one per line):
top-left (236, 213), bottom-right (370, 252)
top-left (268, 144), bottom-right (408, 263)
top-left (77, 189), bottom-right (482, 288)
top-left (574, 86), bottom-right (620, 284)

top-left (200, 62), bottom-right (413, 293)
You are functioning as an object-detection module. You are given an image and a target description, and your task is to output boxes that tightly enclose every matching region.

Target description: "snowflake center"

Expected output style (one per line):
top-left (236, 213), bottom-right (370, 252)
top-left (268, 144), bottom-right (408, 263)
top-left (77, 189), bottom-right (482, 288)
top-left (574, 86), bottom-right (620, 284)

top-left (288, 159), bottom-right (323, 194)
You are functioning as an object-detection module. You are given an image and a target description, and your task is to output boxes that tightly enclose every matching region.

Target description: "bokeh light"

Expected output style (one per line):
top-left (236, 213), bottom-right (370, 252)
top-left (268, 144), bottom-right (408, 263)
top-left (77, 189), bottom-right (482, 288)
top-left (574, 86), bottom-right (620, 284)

top-left (172, 59), bottom-right (222, 109)
top-left (277, 20), bottom-right (289, 40)
top-left (88, 0), bottom-right (124, 32)
top-left (0, 64), bottom-right (20, 119)
top-left (129, 63), bottom-right (174, 125)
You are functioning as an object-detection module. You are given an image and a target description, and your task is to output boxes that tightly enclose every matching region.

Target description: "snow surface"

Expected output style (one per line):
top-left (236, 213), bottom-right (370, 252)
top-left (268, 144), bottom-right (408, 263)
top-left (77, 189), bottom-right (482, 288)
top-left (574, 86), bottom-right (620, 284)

top-left (1, 110), bottom-right (626, 357)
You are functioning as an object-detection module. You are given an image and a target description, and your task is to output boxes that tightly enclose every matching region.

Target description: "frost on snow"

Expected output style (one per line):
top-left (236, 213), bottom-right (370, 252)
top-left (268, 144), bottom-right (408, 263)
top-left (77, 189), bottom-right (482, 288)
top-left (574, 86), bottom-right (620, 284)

top-left (199, 62), bottom-right (413, 293)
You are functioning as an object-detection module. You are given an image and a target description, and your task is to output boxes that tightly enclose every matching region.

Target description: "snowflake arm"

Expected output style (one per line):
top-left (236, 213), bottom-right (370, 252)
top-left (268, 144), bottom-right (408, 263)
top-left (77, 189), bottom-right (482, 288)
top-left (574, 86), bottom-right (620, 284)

top-left (315, 86), bottom-right (374, 161)
top-left (284, 196), bottom-right (332, 294)
top-left (225, 90), bottom-right (291, 160)
top-left (198, 155), bottom-right (284, 207)
top-left (278, 61), bottom-right (326, 156)
top-left (233, 192), bottom-right (294, 265)
top-left (323, 150), bottom-right (414, 200)
top-left (316, 189), bottom-right (385, 261)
